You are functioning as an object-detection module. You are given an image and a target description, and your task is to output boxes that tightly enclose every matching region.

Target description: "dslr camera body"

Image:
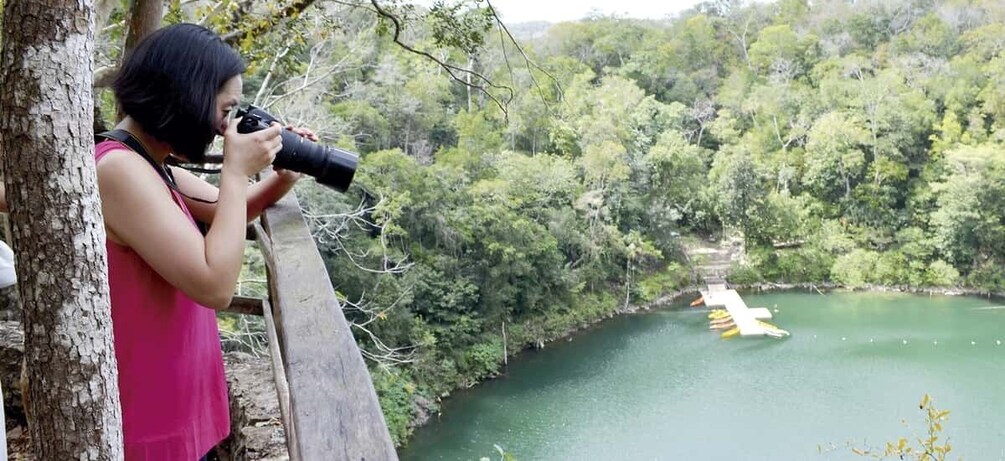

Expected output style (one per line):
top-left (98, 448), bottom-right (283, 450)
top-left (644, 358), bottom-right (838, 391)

top-left (235, 105), bottom-right (358, 192)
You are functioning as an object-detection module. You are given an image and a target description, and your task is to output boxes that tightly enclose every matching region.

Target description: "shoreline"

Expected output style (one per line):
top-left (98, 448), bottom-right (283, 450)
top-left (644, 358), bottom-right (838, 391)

top-left (737, 282), bottom-right (1004, 300)
top-left (402, 281), bottom-right (1002, 446)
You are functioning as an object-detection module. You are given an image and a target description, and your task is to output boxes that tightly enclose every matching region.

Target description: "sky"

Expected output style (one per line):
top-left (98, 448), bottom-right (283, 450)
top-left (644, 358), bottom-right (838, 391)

top-left (485, 0), bottom-right (709, 23)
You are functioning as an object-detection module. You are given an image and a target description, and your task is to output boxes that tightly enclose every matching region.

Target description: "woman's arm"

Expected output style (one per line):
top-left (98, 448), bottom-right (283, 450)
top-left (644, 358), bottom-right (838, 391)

top-left (99, 151), bottom-right (251, 310)
top-left (0, 183), bottom-right (6, 212)
top-left (174, 167), bottom-right (300, 224)
top-left (97, 121), bottom-right (281, 310)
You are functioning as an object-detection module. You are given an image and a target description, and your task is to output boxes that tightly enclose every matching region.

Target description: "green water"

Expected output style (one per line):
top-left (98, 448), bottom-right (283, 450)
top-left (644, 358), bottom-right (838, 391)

top-left (399, 292), bottom-right (1005, 460)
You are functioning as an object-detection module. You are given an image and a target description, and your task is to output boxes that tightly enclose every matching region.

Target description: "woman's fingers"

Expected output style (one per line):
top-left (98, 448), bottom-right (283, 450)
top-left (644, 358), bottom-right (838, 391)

top-left (285, 125), bottom-right (319, 142)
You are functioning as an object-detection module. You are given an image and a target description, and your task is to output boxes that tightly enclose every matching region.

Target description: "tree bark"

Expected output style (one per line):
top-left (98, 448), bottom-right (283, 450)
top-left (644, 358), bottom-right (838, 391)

top-left (123, 0), bottom-right (162, 61)
top-left (114, 0), bottom-right (163, 123)
top-left (0, 0), bottom-right (123, 458)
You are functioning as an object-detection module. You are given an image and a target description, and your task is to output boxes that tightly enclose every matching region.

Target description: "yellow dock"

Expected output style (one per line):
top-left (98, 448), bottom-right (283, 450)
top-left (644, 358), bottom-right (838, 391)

top-left (701, 284), bottom-right (783, 338)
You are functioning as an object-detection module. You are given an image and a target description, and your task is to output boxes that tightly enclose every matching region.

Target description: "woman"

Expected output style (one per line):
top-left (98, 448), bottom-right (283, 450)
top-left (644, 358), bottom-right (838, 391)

top-left (96, 23), bottom-right (314, 460)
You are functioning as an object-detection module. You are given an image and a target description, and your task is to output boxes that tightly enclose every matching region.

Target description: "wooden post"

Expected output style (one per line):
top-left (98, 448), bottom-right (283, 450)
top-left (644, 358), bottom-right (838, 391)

top-left (253, 224), bottom-right (298, 458)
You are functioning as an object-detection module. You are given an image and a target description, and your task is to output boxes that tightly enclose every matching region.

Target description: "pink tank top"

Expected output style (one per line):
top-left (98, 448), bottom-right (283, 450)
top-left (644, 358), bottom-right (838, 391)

top-left (96, 141), bottom-right (230, 460)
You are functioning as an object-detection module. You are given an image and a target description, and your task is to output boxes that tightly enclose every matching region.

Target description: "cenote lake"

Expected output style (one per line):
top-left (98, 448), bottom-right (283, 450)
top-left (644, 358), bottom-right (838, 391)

top-left (399, 291), bottom-right (1005, 460)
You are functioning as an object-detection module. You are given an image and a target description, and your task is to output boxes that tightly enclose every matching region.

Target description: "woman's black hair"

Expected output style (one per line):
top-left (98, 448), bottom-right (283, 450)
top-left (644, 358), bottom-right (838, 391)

top-left (113, 23), bottom-right (245, 162)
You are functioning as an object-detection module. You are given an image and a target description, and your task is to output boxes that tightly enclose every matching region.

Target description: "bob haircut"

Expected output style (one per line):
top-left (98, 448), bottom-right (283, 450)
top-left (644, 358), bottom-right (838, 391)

top-left (113, 23), bottom-right (245, 162)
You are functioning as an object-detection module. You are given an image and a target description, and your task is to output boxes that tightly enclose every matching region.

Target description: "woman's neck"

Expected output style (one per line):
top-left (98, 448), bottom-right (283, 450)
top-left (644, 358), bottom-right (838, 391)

top-left (115, 117), bottom-right (173, 164)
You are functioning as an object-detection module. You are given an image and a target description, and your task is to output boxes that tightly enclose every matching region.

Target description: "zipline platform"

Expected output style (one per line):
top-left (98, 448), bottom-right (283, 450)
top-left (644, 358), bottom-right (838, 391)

top-left (701, 284), bottom-right (781, 338)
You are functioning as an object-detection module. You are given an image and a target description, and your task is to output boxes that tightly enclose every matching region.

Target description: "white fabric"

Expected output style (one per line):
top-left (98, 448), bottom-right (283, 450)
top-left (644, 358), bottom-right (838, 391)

top-left (0, 240), bottom-right (14, 289)
top-left (0, 240), bottom-right (9, 459)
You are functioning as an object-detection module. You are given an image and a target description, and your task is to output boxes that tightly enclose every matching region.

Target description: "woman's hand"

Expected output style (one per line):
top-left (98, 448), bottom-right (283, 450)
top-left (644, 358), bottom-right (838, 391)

top-left (287, 125), bottom-right (319, 142)
top-left (274, 125), bottom-right (320, 183)
top-left (222, 118), bottom-right (283, 177)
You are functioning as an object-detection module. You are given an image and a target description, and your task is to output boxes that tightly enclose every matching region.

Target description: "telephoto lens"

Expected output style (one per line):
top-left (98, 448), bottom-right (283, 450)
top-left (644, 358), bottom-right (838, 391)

top-left (235, 105), bottom-right (358, 192)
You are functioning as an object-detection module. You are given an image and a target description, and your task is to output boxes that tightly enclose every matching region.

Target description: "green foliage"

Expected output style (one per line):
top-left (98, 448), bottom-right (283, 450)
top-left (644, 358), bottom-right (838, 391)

top-left (426, 1), bottom-right (493, 54)
top-left (749, 246), bottom-right (833, 284)
top-left (925, 260), bottom-right (959, 287)
top-left (711, 151), bottom-right (765, 245)
top-left (330, 100), bottom-right (391, 153)
top-left (892, 13), bottom-right (959, 58)
top-left (727, 263), bottom-right (763, 286)
top-left (967, 261), bottom-right (1005, 292)
top-left (850, 394), bottom-right (956, 461)
top-left (748, 24), bottom-right (818, 80)
top-left (461, 340), bottom-right (504, 381)
top-left (643, 130), bottom-right (710, 232)
top-left (637, 263), bottom-right (690, 302)
top-left (454, 109), bottom-right (503, 155)
top-left (804, 111), bottom-right (869, 201)
top-left (831, 249), bottom-right (879, 289)
top-left (372, 370), bottom-right (420, 446)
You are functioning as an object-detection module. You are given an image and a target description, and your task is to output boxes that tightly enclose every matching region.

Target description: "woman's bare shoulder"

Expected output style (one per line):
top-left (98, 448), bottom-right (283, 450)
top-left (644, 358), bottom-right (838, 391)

top-left (96, 149), bottom-right (166, 191)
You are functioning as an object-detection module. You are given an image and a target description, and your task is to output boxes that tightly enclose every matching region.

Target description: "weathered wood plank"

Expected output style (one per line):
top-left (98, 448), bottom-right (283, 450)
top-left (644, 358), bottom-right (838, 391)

top-left (262, 297), bottom-right (298, 460)
top-left (253, 225), bottom-right (299, 459)
top-left (225, 296), bottom-right (264, 316)
top-left (261, 193), bottom-right (397, 461)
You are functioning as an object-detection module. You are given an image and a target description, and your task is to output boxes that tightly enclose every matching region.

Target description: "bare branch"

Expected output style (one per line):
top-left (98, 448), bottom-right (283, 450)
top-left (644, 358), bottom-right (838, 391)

top-left (96, 0), bottom-right (117, 31)
top-left (340, 292), bottom-right (417, 366)
top-left (369, 0), bottom-right (514, 118)
top-left (303, 194), bottom-right (413, 275)
top-left (254, 35), bottom-right (364, 113)
top-left (254, 46), bottom-right (292, 107)
top-left (486, 0), bottom-right (563, 110)
top-left (220, 315), bottom-right (269, 357)
top-left (265, 66), bottom-right (344, 109)
top-left (93, 66), bottom-right (118, 89)
top-left (342, 289), bottom-right (411, 328)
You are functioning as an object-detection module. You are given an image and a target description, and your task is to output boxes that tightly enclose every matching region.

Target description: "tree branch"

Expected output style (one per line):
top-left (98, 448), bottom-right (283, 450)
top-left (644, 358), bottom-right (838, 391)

top-left (196, 0), bottom-right (230, 27)
top-left (303, 194), bottom-right (413, 275)
top-left (369, 0), bottom-right (514, 118)
top-left (221, 0), bottom-right (319, 46)
top-left (485, 0), bottom-right (563, 111)
top-left (342, 294), bottom-right (417, 366)
top-left (94, 66), bottom-right (117, 88)
top-left (253, 46), bottom-right (292, 107)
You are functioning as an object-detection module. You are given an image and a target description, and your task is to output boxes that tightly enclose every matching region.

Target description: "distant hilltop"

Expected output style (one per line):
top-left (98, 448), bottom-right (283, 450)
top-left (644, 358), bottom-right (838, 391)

top-left (505, 21), bottom-right (555, 40)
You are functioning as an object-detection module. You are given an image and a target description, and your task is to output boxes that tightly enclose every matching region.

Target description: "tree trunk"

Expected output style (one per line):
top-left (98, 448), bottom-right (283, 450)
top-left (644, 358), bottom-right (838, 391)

top-left (115, 0), bottom-right (162, 122)
top-left (466, 55), bottom-right (474, 112)
top-left (0, 0), bottom-right (123, 458)
top-left (123, 0), bottom-right (162, 61)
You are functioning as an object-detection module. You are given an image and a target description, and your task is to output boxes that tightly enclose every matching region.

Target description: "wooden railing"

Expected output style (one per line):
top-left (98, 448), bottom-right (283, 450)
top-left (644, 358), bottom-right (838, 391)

top-left (226, 190), bottom-right (397, 460)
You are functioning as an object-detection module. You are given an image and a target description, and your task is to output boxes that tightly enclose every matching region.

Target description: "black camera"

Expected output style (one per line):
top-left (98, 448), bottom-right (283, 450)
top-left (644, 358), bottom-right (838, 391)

top-left (235, 105), bottom-right (358, 192)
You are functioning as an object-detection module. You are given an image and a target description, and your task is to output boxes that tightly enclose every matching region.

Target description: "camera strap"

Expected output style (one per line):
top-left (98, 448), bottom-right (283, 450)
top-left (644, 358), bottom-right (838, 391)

top-left (96, 129), bottom-right (216, 205)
